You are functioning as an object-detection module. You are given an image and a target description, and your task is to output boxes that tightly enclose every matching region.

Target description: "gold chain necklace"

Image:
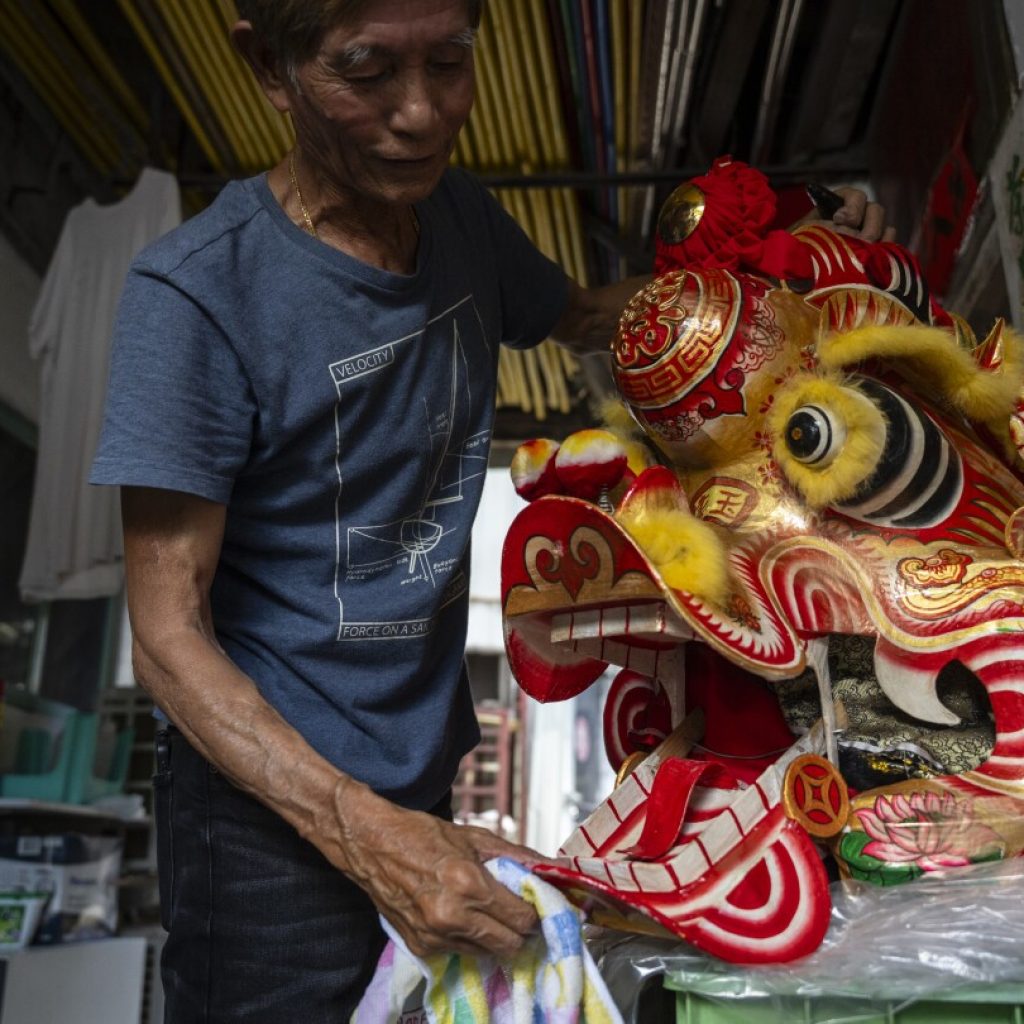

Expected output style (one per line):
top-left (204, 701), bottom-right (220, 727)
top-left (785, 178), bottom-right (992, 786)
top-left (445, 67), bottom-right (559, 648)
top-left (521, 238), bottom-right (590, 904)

top-left (287, 150), bottom-right (420, 244)
top-left (289, 150), bottom-right (318, 238)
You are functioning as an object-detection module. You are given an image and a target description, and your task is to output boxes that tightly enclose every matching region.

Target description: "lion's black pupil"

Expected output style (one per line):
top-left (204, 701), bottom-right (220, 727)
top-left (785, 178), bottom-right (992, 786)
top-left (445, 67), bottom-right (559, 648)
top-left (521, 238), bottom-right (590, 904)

top-left (787, 410), bottom-right (824, 460)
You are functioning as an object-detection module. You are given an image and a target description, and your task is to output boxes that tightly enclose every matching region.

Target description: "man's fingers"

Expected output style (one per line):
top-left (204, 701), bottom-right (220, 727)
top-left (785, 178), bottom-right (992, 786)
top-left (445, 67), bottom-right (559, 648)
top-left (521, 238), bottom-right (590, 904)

top-left (402, 884), bottom-right (539, 960)
top-left (406, 911), bottom-right (531, 960)
top-left (460, 828), bottom-right (557, 868)
top-left (833, 187), bottom-right (866, 227)
top-left (830, 188), bottom-right (892, 241)
top-left (883, 225), bottom-right (898, 243)
top-left (484, 877), bottom-right (541, 935)
top-left (498, 839), bottom-right (557, 867)
top-left (856, 201), bottom-right (886, 241)
top-left (402, 855), bottom-right (539, 951)
top-left (462, 902), bottom-right (536, 959)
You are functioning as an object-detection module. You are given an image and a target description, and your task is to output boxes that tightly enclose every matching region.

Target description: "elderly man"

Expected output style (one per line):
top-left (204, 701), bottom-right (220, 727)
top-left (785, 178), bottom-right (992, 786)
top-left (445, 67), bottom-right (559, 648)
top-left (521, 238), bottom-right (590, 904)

top-left (91, 0), bottom-right (885, 1019)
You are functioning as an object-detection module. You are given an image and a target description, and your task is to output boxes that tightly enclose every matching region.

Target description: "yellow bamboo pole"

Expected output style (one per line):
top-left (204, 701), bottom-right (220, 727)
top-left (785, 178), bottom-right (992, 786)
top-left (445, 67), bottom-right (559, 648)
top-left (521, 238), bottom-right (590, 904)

top-left (557, 188), bottom-right (590, 286)
top-left (496, 341), bottom-right (515, 407)
top-left (50, 0), bottom-right (149, 135)
top-left (466, 31), bottom-right (499, 169)
top-left (509, 1), bottom-right (556, 163)
top-left (459, 116), bottom-right (484, 169)
top-left (476, 19), bottom-right (515, 168)
top-left (503, 188), bottom-right (544, 415)
top-left (531, 187), bottom-right (559, 265)
top-left (527, 0), bottom-right (570, 165)
top-left (528, 187), bottom-right (572, 421)
top-left (540, 340), bottom-right (570, 413)
top-left (488, 0), bottom-right (538, 168)
top-left (159, 0), bottom-right (261, 170)
top-left (187, 0), bottom-right (280, 168)
top-left (558, 345), bottom-right (580, 383)
top-left (625, 0), bottom-right (647, 235)
top-left (116, 0), bottom-right (226, 172)
top-left (13, 0), bottom-right (132, 166)
top-left (213, 0), bottom-right (294, 153)
top-left (538, 340), bottom-right (559, 413)
top-left (1, 1), bottom-right (118, 171)
top-left (523, 347), bottom-right (547, 422)
top-left (611, 0), bottom-right (629, 238)
top-left (507, 348), bottom-right (532, 415)
top-left (628, 0), bottom-right (645, 165)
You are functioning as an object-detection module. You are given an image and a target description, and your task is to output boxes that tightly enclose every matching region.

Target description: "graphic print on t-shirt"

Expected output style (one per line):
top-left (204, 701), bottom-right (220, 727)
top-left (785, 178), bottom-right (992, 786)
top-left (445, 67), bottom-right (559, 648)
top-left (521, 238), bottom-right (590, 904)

top-left (329, 296), bottom-right (490, 641)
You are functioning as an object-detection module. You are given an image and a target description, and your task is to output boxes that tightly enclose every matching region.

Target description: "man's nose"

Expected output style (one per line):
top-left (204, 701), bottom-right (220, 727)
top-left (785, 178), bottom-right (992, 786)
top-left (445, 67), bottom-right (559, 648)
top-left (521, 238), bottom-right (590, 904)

top-left (390, 68), bottom-right (441, 135)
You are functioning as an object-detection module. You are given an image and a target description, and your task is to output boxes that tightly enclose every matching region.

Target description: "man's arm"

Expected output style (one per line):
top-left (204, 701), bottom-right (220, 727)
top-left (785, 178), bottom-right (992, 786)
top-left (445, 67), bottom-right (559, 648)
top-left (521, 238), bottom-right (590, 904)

top-left (549, 276), bottom-right (650, 356)
top-left (549, 189), bottom-right (892, 356)
top-left (123, 485), bottom-right (542, 958)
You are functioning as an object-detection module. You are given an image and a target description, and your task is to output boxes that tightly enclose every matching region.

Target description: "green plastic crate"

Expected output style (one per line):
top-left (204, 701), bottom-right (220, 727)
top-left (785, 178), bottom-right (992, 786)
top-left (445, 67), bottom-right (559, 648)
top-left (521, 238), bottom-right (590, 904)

top-left (63, 719), bottom-right (135, 804)
top-left (0, 691), bottom-right (133, 804)
top-left (667, 978), bottom-right (1024, 1024)
top-left (0, 692), bottom-right (84, 802)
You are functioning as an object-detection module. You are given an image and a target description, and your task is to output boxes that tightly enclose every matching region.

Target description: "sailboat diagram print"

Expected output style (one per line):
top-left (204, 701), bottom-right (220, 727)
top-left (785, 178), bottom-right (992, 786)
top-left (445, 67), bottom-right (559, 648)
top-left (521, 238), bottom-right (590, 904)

top-left (330, 297), bottom-right (490, 641)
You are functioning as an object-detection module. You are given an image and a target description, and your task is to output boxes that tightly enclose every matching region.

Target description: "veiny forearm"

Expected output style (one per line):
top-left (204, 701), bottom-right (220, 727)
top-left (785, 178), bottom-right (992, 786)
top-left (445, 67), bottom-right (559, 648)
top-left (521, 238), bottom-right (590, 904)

top-left (131, 620), bottom-right (369, 869)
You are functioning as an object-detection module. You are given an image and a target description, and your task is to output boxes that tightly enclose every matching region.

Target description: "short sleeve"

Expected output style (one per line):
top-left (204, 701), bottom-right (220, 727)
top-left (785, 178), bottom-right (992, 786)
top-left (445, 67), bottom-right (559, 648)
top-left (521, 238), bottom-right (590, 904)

top-left (471, 181), bottom-right (569, 350)
top-left (90, 268), bottom-right (256, 503)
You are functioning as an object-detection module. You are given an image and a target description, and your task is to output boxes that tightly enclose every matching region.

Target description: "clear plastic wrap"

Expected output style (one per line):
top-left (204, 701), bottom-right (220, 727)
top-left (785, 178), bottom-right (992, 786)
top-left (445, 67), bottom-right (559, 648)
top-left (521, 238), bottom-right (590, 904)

top-left (591, 860), bottom-right (1024, 1023)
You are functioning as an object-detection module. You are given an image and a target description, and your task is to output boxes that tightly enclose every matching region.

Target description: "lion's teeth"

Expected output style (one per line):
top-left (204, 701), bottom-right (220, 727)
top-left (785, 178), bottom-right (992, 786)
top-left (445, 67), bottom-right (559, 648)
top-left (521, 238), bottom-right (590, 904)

top-left (873, 644), bottom-right (960, 726)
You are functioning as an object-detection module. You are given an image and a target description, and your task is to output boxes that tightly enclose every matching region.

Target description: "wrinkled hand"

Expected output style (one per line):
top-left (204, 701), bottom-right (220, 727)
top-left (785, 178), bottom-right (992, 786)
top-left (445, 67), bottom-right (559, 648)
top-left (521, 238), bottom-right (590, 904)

top-left (328, 779), bottom-right (551, 959)
top-left (825, 186), bottom-right (897, 242)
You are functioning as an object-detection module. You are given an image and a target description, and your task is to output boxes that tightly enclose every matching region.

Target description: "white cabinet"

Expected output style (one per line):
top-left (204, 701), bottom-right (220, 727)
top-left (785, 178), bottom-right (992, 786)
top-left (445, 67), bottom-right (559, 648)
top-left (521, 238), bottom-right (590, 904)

top-left (0, 937), bottom-right (146, 1024)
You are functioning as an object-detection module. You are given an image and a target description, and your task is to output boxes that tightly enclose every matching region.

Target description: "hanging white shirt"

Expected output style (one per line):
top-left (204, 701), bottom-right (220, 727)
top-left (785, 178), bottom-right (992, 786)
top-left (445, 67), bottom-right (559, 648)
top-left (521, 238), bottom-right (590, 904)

top-left (19, 167), bottom-right (181, 602)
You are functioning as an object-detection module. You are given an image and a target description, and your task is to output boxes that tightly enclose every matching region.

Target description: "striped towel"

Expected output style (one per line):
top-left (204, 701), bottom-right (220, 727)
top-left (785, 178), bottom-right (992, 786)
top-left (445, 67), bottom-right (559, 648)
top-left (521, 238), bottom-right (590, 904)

top-left (351, 857), bottom-right (623, 1024)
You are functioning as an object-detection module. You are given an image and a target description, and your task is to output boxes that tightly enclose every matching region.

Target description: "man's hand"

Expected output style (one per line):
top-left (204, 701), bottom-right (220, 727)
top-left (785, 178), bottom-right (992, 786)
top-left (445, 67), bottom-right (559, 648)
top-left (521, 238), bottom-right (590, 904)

top-left (324, 778), bottom-right (550, 959)
top-left (804, 186), bottom-right (897, 242)
top-left (552, 276), bottom-right (652, 356)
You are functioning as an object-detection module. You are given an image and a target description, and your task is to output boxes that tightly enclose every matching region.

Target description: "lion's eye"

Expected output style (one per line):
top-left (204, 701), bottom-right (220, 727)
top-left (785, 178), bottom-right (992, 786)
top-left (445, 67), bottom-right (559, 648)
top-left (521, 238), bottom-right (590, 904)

top-left (784, 405), bottom-right (845, 465)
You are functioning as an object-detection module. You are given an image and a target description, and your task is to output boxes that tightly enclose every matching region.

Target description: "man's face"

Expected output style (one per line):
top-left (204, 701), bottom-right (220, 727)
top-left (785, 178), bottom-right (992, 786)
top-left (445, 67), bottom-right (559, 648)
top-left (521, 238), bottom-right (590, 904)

top-left (287, 0), bottom-right (476, 207)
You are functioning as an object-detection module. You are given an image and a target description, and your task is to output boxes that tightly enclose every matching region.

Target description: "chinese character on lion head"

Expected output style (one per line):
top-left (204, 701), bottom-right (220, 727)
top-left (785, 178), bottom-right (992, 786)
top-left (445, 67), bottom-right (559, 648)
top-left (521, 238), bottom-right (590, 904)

top-left (502, 157), bottom-right (1024, 963)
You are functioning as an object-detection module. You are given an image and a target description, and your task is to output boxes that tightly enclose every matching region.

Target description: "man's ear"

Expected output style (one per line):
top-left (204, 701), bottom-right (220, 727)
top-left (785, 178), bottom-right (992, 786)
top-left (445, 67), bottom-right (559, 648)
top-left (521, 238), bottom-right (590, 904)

top-left (231, 20), bottom-right (293, 114)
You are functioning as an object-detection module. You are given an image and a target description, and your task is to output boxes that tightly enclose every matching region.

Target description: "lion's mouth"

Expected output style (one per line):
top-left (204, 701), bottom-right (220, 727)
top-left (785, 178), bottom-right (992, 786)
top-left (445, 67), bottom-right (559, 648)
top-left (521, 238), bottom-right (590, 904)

top-left (515, 591), bottom-right (995, 788)
top-left (771, 634), bottom-right (994, 789)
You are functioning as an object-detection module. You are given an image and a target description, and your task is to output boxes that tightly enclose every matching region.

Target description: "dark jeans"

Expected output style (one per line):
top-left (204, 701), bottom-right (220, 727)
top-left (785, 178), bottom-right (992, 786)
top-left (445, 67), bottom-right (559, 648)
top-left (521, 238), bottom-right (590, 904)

top-left (154, 727), bottom-right (450, 1023)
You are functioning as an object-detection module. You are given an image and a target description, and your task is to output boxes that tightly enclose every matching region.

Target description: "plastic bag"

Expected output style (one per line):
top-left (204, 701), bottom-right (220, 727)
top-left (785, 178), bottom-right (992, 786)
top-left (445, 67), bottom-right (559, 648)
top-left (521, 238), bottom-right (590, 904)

top-left (591, 859), bottom-right (1024, 1023)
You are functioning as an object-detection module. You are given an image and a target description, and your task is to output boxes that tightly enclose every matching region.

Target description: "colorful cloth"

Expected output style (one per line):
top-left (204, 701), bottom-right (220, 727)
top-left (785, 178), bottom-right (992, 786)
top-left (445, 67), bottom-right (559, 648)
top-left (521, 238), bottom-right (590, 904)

top-left (351, 858), bottom-right (624, 1024)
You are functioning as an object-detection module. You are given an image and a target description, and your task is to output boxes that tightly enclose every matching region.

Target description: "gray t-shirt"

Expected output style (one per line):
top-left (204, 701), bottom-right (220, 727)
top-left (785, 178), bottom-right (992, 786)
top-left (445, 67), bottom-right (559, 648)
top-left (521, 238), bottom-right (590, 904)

top-left (91, 168), bottom-right (568, 808)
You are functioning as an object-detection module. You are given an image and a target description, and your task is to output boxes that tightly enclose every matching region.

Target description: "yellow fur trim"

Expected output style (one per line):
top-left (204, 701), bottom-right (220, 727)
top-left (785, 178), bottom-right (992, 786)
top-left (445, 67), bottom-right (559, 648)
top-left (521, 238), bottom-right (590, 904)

top-left (623, 441), bottom-right (655, 476)
top-left (767, 375), bottom-right (886, 508)
top-left (599, 398), bottom-right (658, 474)
top-left (616, 506), bottom-right (728, 604)
top-left (598, 397), bottom-right (644, 438)
top-left (817, 323), bottom-right (1024, 422)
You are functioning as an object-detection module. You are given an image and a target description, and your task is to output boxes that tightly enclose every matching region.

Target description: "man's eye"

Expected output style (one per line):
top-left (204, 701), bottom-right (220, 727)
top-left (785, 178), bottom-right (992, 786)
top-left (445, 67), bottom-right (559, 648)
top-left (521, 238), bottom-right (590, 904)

top-left (430, 59), bottom-right (466, 73)
top-left (346, 70), bottom-right (390, 85)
